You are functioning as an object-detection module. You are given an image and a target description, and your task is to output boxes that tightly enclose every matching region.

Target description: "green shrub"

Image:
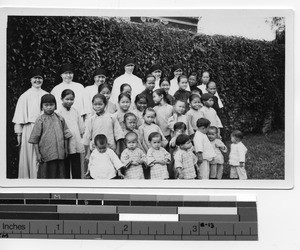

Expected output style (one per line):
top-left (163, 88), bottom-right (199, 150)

top-left (7, 16), bottom-right (285, 178)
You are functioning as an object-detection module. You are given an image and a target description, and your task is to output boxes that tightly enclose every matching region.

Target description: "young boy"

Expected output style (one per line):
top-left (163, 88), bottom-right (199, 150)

top-left (86, 134), bottom-right (124, 179)
top-left (174, 134), bottom-right (197, 179)
top-left (229, 130), bottom-right (248, 180)
top-left (193, 118), bottom-right (216, 179)
top-left (139, 74), bottom-right (156, 108)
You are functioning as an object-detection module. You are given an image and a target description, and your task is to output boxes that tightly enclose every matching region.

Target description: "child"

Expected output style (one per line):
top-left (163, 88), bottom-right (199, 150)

top-left (174, 134), bottom-right (197, 179)
top-left (120, 132), bottom-right (147, 179)
top-left (206, 81), bottom-right (222, 116)
top-left (12, 67), bottom-right (48, 179)
top-left (98, 83), bottom-right (117, 114)
top-left (207, 126), bottom-right (228, 179)
top-left (199, 71), bottom-right (223, 108)
top-left (188, 72), bottom-right (202, 94)
top-left (193, 118), bottom-right (216, 180)
top-left (159, 77), bottom-right (174, 105)
top-left (229, 130), bottom-right (248, 180)
top-left (82, 94), bottom-right (124, 163)
top-left (200, 93), bottom-right (223, 135)
top-left (147, 132), bottom-right (171, 179)
top-left (173, 75), bottom-right (191, 108)
top-left (139, 74), bottom-right (156, 108)
top-left (59, 89), bottom-right (85, 179)
top-left (86, 134), bottom-right (124, 179)
top-left (120, 83), bottom-right (132, 96)
top-left (167, 99), bottom-right (194, 137)
top-left (28, 94), bottom-right (72, 179)
top-left (149, 64), bottom-right (163, 90)
top-left (169, 64), bottom-right (190, 95)
top-left (186, 94), bottom-right (203, 132)
top-left (138, 108), bottom-right (168, 153)
top-left (133, 94), bottom-right (147, 123)
top-left (153, 88), bottom-right (174, 142)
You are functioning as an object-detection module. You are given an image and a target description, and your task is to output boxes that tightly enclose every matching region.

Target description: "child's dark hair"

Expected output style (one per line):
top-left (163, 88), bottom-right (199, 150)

top-left (134, 94), bottom-right (147, 105)
top-left (177, 75), bottom-right (188, 83)
top-left (143, 107), bottom-right (156, 117)
top-left (174, 99), bottom-right (186, 106)
top-left (174, 122), bottom-right (187, 132)
top-left (189, 94), bottom-right (201, 103)
top-left (154, 88), bottom-right (169, 103)
top-left (98, 83), bottom-right (112, 93)
top-left (206, 81), bottom-right (217, 88)
top-left (120, 83), bottom-right (132, 93)
top-left (40, 94), bottom-right (57, 110)
top-left (124, 112), bottom-right (137, 122)
top-left (189, 71), bottom-right (198, 78)
top-left (191, 88), bottom-right (203, 96)
top-left (125, 131), bottom-right (138, 142)
top-left (208, 126), bottom-right (218, 134)
top-left (159, 77), bottom-right (170, 86)
top-left (231, 130), bottom-right (244, 140)
top-left (118, 93), bottom-right (131, 102)
top-left (148, 132), bottom-right (162, 142)
top-left (196, 118), bottom-right (211, 128)
top-left (61, 89), bottom-right (75, 99)
top-left (175, 134), bottom-right (190, 146)
top-left (92, 93), bottom-right (107, 106)
top-left (94, 134), bottom-right (107, 146)
top-left (144, 73), bottom-right (155, 83)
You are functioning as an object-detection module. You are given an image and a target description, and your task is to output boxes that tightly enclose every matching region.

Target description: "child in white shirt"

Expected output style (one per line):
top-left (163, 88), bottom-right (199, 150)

top-left (193, 118), bottom-right (216, 179)
top-left (229, 130), bottom-right (248, 180)
top-left (86, 134), bottom-right (124, 179)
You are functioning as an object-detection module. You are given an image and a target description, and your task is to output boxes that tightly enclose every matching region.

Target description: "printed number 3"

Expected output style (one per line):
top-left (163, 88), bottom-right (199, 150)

top-left (192, 225), bottom-right (197, 232)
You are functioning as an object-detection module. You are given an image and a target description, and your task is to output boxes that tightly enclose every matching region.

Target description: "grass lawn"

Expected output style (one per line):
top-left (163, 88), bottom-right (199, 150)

top-left (222, 130), bottom-right (285, 179)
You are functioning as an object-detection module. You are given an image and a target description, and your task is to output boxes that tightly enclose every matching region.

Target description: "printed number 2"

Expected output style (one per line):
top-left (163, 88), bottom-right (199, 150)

top-left (192, 225), bottom-right (197, 232)
top-left (123, 225), bottom-right (128, 232)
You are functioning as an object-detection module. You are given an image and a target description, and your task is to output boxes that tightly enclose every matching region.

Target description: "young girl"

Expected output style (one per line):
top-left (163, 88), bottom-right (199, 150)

top-left (138, 108), bottom-right (168, 153)
top-left (200, 93), bottom-right (223, 136)
top-left (147, 132), bottom-right (171, 180)
top-left (82, 94), bottom-right (124, 163)
top-left (159, 77), bottom-right (174, 105)
top-left (139, 74), bottom-right (156, 108)
top-left (186, 94), bottom-right (204, 132)
top-left (174, 134), bottom-right (197, 180)
top-left (169, 64), bottom-right (189, 95)
top-left (173, 75), bottom-right (191, 106)
top-left (229, 130), bottom-right (248, 180)
top-left (153, 88), bottom-right (174, 142)
top-left (133, 94), bottom-right (147, 124)
top-left (59, 89), bottom-right (85, 179)
top-left (28, 94), bottom-right (72, 179)
top-left (98, 83), bottom-right (117, 114)
top-left (120, 132), bottom-right (147, 179)
top-left (149, 64), bottom-right (163, 90)
top-left (112, 93), bottom-right (133, 131)
top-left (120, 83), bottom-right (132, 96)
top-left (12, 68), bottom-right (48, 179)
top-left (86, 134), bottom-right (124, 179)
top-left (207, 126), bottom-right (228, 179)
top-left (193, 118), bottom-right (216, 180)
top-left (167, 99), bottom-right (194, 137)
top-left (188, 72), bottom-right (202, 93)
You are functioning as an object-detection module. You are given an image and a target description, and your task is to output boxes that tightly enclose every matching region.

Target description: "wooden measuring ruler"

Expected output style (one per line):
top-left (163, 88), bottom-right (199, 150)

top-left (0, 193), bottom-right (258, 240)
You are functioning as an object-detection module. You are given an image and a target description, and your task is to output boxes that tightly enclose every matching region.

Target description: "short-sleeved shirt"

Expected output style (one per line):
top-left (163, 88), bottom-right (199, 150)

top-left (193, 130), bottom-right (216, 161)
top-left (153, 104), bottom-right (173, 137)
top-left (174, 148), bottom-right (197, 179)
top-left (147, 147), bottom-right (171, 179)
top-left (28, 113), bottom-right (72, 162)
top-left (121, 148), bottom-right (146, 179)
top-left (88, 148), bottom-right (123, 179)
top-left (82, 112), bottom-right (124, 151)
top-left (229, 142), bottom-right (247, 166)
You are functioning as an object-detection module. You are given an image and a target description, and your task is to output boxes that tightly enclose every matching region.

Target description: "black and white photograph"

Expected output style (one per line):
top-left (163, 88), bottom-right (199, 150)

top-left (2, 9), bottom-right (293, 188)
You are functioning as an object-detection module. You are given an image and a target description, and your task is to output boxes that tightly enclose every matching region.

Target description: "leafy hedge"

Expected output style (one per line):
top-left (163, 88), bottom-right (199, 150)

top-left (7, 16), bottom-right (285, 178)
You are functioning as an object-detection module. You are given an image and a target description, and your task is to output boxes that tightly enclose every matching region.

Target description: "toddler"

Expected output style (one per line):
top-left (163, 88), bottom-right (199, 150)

top-left (207, 126), bottom-right (228, 179)
top-left (186, 94), bottom-right (203, 132)
top-left (193, 118), bottom-right (216, 179)
top-left (120, 132), bottom-right (147, 179)
top-left (86, 134), bottom-right (124, 179)
top-left (229, 130), bottom-right (248, 180)
top-left (147, 132), bottom-right (171, 179)
top-left (174, 134), bottom-right (197, 179)
top-left (29, 94), bottom-right (72, 179)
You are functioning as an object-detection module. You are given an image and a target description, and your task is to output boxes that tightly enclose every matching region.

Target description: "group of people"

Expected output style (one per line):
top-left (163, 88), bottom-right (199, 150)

top-left (12, 57), bottom-right (248, 180)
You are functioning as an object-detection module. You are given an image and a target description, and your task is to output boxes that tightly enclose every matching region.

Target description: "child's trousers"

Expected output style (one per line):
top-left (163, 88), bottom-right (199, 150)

top-left (230, 165), bottom-right (247, 180)
top-left (37, 160), bottom-right (65, 179)
top-left (210, 164), bottom-right (223, 179)
top-left (197, 160), bottom-right (210, 179)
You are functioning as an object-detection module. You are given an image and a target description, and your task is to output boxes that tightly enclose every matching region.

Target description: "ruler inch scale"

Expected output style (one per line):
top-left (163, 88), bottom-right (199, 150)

top-left (0, 193), bottom-right (258, 241)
